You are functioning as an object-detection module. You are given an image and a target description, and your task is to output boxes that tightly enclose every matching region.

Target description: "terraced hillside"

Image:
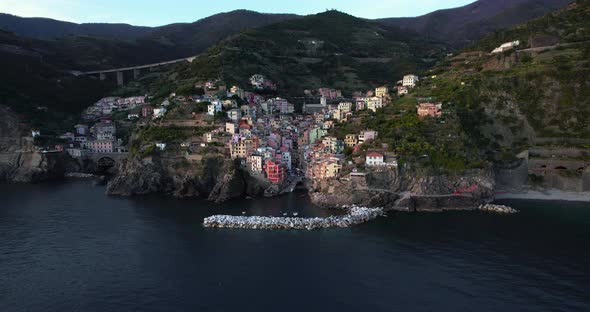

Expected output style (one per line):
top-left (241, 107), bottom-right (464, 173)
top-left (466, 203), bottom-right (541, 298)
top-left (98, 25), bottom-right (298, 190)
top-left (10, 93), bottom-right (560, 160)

top-left (150, 11), bottom-right (448, 97)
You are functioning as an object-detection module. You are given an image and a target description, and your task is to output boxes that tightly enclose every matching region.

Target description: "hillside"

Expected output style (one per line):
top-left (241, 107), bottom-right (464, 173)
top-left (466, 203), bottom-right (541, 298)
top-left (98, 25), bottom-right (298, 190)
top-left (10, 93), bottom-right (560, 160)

top-left (0, 30), bottom-right (113, 134)
top-left (323, 0), bottom-right (589, 174)
top-left (148, 11), bottom-right (448, 97)
top-left (379, 0), bottom-right (572, 48)
top-left (415, 0), bottom-right (590, 152)
top-left (0, 10), bottom-right (299, 70)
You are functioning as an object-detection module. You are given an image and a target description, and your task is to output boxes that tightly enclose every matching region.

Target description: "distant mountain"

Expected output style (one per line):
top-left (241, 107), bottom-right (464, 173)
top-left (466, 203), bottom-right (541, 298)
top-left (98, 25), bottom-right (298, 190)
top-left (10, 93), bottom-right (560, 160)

top-left (0, 13), bottom-right (152, 40)
top-left (0, 10), bottom-right (299, 70)
top-left (145, 10), bottom-right (300, 56)
top-left (378, 0), bottom-right (573, 48)
top-left (146, 10), bottom-right (448, 97)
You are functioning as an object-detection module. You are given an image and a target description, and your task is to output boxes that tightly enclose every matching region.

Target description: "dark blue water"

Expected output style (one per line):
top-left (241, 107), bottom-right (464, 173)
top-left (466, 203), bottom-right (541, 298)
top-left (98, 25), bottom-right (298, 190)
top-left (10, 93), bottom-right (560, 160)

top-left (1, 180), bottom-right (589, 312)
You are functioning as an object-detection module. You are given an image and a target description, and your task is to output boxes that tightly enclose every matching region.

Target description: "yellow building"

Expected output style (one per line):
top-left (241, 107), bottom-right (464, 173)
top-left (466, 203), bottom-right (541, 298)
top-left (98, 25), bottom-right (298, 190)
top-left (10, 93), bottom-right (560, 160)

top-left (325, 162), bottom-right (342, 178)
top-left (375, 86), bottom-right (389, 98)
top-left (344, 134), bottom-right (358, 148)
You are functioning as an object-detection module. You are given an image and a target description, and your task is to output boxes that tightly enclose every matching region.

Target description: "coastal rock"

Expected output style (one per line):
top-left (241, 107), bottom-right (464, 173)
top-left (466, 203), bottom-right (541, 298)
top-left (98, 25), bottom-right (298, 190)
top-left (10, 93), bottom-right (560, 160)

top-left (310, 166), bottom-right (495, 211)
top-left (106, 154), bottom-right (269, 202)
top-left (0, 105), bottom-right (77, 183)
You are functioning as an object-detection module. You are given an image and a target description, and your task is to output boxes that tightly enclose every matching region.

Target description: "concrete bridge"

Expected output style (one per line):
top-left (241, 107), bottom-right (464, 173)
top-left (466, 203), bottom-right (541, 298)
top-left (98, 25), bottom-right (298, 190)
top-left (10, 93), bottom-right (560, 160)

top-left (70, 56), bottom-right (198, 86)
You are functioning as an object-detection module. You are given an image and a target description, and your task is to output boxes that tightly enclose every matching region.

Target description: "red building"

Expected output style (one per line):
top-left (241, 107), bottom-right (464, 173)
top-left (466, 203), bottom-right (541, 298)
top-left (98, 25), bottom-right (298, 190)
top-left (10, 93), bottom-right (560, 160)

top-left (265, 160), bottom-right (286, 184)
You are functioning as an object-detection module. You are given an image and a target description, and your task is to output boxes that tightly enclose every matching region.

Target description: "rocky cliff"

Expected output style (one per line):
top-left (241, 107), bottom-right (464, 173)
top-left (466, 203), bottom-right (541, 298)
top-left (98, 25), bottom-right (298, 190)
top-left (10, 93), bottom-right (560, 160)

top-left (310, 167), bottom-right (495, 211)
top-left (106, 154), bottom-right (270, 202)
top-left (0, 105), bottom-right (75, 183)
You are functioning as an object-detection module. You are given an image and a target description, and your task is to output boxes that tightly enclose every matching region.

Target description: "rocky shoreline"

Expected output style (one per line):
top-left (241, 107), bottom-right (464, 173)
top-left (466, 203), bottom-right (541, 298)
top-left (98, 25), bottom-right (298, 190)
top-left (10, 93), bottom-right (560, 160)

top-left (203, 206), bottom-right (385, 230)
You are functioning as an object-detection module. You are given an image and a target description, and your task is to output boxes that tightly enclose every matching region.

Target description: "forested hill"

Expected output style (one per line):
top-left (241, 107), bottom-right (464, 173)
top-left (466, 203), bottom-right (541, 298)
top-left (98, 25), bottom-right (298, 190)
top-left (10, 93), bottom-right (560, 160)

top-left (145, 10), bottom-right (448, 97)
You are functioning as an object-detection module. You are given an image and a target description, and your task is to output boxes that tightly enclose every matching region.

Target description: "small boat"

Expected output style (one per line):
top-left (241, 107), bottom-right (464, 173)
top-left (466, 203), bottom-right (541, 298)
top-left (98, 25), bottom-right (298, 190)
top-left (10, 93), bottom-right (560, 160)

top-left (293, 212), bottom-right (299, 216)
top-left (242, 211), bottom-right (246, 215)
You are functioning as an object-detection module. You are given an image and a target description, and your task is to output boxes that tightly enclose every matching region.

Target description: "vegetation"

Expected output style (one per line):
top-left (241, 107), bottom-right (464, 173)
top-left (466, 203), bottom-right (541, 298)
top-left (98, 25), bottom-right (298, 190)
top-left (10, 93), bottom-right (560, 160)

top-left (141, 10), bottom-right (448, 98)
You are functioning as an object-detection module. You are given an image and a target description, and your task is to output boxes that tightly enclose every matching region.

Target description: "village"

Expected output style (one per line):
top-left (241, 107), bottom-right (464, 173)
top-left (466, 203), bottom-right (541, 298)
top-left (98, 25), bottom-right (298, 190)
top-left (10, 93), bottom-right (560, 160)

top-left (45, 72), bottom-right (447, 191)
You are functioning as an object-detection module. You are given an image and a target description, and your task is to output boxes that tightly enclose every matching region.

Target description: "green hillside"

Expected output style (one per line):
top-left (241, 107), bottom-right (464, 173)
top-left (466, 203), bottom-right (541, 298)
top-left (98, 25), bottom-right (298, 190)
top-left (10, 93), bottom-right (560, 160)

top-left (148, 10), bottom-right (449, 97)
top-left (0, 30), bottom-right (113, 134)
top-left (330, 1), bottom-right (589, 171)
top-left (417, 0), bottom-right (590, 152)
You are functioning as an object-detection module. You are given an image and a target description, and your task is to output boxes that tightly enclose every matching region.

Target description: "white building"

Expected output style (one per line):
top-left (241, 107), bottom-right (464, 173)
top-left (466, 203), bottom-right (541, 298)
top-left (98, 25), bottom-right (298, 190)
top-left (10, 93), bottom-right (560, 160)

top-left (403, 75), bottom-right (420, 88)
top-left (207, 101), bottom-right (222, 116)
top-left (247, 155), bottom-right (264, 174)
top-left (281, 151), bottom-right (292, 171)
top-left (204, 132), bottom-right (214, 143)
top-left (366, 152), bottom-right (384, 166)
top-left (338, 102), bottom-right (352, 113)
top-left (153, 107), bottom-right (167, 118)
top-left (227, 109), bottom-right (242, 122)
top-left (492, 40), bottom-right (520, 54)
top-left (250, 74), bottom-right (265, 89)
top-left (155, 143), bottom-right (167, 151)
top-left (367, 97), bottom-right (384, 112)
top-left (225, 122), bottom-right (237, 134)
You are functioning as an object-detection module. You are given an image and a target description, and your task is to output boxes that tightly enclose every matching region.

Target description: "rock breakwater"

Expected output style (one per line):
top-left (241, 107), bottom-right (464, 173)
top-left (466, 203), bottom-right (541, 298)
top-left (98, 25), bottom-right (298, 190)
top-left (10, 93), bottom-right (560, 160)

top-left (479, 204), bottom-right (518, 214)
top-left (203, 206), bottom-right (384, 230)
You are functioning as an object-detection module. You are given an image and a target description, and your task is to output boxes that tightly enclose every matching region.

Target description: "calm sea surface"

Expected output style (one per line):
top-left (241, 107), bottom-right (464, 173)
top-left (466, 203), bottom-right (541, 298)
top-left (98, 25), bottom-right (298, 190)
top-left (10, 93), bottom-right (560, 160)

top-left (1, 180), bottom-right (589, 312)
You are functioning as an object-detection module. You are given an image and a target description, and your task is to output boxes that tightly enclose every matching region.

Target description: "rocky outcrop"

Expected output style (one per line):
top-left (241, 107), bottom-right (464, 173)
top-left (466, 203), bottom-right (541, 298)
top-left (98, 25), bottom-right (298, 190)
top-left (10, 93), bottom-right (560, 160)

top-left (310, 166), bottom-right (495, 211)
top-left (106, 154), bottom-right (270, 202)
top-left (0, 105), bottom-right (76, 183)
top-left (0, 151), bottom-right (75, 183)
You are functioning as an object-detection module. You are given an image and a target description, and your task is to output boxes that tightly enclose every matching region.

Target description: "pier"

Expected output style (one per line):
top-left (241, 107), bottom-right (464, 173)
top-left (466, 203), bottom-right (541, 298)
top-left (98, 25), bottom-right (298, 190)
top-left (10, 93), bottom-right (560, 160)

top-left (203, 206), bottom-right (384, 230)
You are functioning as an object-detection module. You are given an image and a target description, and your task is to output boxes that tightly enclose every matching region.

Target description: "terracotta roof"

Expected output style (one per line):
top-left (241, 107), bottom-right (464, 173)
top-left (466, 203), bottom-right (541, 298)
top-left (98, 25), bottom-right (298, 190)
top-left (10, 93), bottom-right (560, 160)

top-left (366, 152), bottom-right (384, 157)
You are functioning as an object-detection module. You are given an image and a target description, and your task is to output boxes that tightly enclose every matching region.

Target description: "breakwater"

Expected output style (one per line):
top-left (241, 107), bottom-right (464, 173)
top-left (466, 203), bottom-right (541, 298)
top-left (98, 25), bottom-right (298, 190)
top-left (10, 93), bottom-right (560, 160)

top-left (65, 173), bottom-right (96, 178)
top-left (203, 206), bottom-right (384, 230)
top-left (479, 204), bottom-right (518, 214)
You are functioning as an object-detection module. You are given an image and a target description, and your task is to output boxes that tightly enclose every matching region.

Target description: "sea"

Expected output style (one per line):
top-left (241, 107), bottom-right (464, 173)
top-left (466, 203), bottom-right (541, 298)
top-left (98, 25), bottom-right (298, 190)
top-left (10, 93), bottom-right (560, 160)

top-left (0, 180), bottom-right (588, 311)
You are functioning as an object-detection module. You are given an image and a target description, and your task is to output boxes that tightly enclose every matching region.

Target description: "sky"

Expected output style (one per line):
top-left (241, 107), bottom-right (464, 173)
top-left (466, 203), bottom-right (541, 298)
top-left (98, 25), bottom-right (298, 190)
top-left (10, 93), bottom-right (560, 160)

top-left (0, 0), bottom-right (475, 27)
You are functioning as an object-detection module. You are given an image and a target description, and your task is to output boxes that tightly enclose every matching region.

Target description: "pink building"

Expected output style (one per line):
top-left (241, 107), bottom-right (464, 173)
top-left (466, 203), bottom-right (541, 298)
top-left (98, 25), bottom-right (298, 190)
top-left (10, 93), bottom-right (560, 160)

top-left (265, 160), bottom-right (286, 184)
top-left (417, 103), bottom-right (442, 118)
top-left (318, 88), bottom-right (342, 99)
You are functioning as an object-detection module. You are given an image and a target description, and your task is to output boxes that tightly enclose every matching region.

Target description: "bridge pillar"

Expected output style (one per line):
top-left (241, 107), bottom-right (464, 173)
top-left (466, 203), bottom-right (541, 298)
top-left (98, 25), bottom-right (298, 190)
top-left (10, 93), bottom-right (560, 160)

top-left (116, 71), bottom-right (124, 86)
top-left (133, 69), bottom-right (140, 80)
top-left (99, 72), bottom-right (106, 81)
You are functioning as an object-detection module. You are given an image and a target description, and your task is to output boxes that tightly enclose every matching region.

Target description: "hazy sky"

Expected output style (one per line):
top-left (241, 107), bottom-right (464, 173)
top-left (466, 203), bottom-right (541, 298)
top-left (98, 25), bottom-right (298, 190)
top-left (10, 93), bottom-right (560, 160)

top-left (0, 0), bottom-right (475, 26)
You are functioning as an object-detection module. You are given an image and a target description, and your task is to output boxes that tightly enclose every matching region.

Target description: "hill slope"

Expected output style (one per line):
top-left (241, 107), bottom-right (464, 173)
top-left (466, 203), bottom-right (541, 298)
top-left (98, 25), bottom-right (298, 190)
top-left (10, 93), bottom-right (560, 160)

top-left (324, 0), bottom-right (589, 173)
top-left (151, 11), bottom-right (448, 96)
top-left (379, 0), bottom-right (572, 48)
top-left (416, 0), bottom-right (590, 150)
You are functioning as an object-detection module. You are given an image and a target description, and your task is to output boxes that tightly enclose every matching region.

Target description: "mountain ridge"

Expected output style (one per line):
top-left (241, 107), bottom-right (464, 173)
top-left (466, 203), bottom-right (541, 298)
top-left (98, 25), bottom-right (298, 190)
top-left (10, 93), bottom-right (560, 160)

top-left (378, 0), bottom-right (573, 47)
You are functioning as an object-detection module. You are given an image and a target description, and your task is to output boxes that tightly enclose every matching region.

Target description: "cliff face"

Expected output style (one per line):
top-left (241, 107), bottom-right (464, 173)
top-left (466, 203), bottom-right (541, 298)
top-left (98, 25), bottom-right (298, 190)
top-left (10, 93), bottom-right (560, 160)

top-left (106, 155), bottom-right (270, 202)
top-left (310, 167), bottom-right (495, 211)
top-left (0, 105), bottom-right (74, 183)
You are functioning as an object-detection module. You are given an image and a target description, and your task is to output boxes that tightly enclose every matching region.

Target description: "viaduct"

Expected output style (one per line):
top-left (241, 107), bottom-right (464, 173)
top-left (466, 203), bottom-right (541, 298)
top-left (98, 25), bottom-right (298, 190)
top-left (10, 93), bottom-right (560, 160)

top-left (70, 56), bottom-right (198, 86)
